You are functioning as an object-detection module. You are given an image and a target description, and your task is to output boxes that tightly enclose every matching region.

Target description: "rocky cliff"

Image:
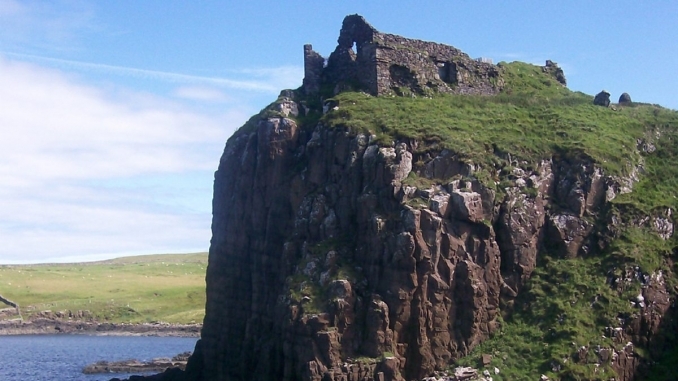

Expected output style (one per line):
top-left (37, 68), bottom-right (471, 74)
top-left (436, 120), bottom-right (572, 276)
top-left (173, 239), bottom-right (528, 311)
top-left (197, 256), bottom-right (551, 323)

top-left (136, 15), bottom-right (678, 381)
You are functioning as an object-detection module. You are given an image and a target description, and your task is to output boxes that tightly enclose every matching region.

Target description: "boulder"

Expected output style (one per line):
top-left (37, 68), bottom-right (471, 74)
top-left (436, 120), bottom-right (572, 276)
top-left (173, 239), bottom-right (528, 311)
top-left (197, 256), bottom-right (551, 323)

top-left (593, 90), bottom-right (611, 107)
top-left (619, 92), bottom-right (632, 104)
top-left (450, 190), bottom-right (484, 223)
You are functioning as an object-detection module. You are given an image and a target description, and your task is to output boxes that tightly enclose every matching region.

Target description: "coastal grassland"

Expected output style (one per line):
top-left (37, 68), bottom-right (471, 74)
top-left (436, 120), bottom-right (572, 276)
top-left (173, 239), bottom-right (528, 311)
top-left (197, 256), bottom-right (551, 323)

top-left (0, 253), bottom-right (207, 324)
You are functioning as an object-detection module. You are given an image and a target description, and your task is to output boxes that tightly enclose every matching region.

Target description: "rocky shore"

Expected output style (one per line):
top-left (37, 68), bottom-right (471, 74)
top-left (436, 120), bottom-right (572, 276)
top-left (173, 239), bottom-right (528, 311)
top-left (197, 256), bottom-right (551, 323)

top-left (83, 352), bottom-right (191, 374)
top-left (0, 318), bottom-right (200, 337)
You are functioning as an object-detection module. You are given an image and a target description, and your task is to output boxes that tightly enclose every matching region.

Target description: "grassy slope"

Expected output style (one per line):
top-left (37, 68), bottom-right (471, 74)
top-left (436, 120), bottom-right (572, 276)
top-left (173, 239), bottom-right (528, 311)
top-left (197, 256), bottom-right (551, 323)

top-left (323, 62), bottom-right (678, 179)
top-left (0, 253), bottom-right (207, 324)
top-left (319, 62), bottom-right (678, 379)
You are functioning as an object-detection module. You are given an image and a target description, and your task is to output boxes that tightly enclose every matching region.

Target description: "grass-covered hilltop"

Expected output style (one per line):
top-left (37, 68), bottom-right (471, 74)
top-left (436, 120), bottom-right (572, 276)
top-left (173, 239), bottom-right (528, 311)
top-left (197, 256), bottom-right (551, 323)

top-left (207, 16), bottom-right (678, 381)
top-left (0, 253), bottom-right (207, 327)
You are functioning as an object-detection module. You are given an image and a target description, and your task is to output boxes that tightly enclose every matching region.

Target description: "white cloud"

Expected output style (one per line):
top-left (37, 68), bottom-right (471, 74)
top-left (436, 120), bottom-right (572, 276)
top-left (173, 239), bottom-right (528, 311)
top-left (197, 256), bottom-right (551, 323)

top-left (0, 58), bottom-right (231, 181)
top-left (0, 40), bottom-right (303, 263)
top-left (0, 58), bottom-right (250, 263)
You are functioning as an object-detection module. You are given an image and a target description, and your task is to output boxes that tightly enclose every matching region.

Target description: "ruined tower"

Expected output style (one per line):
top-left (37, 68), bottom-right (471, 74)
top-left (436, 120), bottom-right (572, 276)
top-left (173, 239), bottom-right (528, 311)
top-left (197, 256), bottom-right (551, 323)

top-left (303, 15), bottom-right (504, 96)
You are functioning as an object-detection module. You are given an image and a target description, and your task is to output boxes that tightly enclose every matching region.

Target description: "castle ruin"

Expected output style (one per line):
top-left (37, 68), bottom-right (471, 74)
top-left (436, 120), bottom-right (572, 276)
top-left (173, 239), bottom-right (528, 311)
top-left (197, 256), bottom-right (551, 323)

top-left (303, 15), bottom-right (504, 97)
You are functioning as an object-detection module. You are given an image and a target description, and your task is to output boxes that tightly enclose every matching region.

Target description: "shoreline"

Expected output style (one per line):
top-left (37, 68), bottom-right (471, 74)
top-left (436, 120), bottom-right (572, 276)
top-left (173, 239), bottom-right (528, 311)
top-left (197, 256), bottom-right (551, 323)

top-left (83, 351), bottom-right (191, 374)
top-left (0, 318), bottom-right (201, 337)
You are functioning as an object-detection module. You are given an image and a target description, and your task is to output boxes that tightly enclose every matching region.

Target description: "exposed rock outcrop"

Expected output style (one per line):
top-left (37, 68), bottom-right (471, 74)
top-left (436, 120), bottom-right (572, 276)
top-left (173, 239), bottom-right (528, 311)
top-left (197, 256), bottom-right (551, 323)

top-left (542, 60), bottom-right (567, 86)
top-left (87, 352), bottom-right (190, 375)
top-left (195, 112), bottom-right (512, 381)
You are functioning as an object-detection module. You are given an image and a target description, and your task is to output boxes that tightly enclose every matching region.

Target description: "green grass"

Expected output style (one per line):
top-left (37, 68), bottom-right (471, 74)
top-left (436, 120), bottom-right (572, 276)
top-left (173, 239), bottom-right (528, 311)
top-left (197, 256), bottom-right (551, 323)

top-left (458, 229), bottom-right (677, 380)
top-left (455, 253), bottom-right (646, 380)
top-left (321, 62), bottom-right (677, 182)
top-left (0, 253), bottom-right (207, 324)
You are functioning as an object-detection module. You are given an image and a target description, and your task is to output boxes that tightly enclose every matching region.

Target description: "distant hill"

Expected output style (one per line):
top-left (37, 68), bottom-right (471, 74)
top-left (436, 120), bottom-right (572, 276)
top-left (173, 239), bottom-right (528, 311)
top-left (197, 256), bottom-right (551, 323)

top-left (0, 253), bottom-right (207, 326)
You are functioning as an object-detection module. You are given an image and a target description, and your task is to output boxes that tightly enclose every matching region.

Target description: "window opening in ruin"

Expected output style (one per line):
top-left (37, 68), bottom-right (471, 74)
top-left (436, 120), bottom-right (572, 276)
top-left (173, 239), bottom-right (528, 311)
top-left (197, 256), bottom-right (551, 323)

top-left (351, 41), bottom-right (357, 55)
top-left (438, 62), bottom-right (458, 85)
top-left (448, 63), bottom-right (458, 85)
top-left (437, 63), bottom-right (446, 83)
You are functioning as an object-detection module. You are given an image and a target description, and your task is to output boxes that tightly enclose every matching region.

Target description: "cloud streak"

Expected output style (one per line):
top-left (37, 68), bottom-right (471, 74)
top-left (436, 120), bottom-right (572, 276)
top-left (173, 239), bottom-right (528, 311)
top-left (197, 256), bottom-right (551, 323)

top-left (4, 52), bottom-right (303, 93)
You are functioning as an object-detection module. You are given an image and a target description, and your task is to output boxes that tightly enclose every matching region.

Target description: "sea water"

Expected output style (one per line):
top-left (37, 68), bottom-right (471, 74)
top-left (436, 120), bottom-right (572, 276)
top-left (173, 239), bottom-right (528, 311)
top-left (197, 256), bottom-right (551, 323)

top-left (0, 335), bottom-right (197, 381)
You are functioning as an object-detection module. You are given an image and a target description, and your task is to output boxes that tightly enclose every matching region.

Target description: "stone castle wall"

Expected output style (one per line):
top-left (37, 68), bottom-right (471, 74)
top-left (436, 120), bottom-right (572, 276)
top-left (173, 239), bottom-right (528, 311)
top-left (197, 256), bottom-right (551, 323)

top-left (304, 15), bottom-right (503, 96)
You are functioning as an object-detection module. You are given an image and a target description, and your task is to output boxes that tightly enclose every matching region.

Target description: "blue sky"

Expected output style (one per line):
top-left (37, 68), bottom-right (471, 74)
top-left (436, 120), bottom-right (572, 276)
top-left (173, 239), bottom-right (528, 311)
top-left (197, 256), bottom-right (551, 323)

top-left (0, 1), bottom-right (676, 264)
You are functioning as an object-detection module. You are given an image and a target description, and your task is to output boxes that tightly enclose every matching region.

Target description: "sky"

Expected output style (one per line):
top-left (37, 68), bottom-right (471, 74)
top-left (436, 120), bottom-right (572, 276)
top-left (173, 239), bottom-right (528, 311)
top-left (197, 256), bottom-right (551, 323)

top-left (0, 1), bottom-right (676, 264)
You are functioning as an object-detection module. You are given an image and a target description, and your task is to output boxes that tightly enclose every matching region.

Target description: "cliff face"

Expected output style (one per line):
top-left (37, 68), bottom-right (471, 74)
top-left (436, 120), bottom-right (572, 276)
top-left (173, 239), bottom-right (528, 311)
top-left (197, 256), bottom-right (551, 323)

top-left (202, 117), bottom-right (510, 381)
top-left (188, 106), bottom-right (674, 381)
top-left (158, 16), bottom-right (678, 381)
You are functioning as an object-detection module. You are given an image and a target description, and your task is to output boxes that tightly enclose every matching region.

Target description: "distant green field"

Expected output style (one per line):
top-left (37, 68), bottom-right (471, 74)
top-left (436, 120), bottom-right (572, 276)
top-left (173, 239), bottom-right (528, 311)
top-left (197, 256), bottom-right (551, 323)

top-left (0, 253), bottom-right (207, 324)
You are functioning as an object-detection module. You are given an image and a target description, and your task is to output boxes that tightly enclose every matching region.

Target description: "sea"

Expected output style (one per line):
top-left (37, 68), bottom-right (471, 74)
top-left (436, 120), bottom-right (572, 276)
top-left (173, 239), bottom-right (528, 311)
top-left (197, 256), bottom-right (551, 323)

top-left (0, 335), bottom-right (198, 381)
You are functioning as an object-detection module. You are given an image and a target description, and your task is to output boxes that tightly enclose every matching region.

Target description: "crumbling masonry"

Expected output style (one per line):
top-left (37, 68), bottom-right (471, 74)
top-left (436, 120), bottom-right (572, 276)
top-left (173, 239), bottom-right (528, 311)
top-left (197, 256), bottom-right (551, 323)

top-left (303, 15), bottom-right (504, 96)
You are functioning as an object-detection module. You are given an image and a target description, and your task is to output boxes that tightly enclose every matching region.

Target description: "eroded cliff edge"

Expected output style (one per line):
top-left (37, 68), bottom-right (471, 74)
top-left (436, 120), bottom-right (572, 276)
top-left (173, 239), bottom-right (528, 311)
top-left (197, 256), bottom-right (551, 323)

top-left (150, 15), bottom-right (678, 381)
